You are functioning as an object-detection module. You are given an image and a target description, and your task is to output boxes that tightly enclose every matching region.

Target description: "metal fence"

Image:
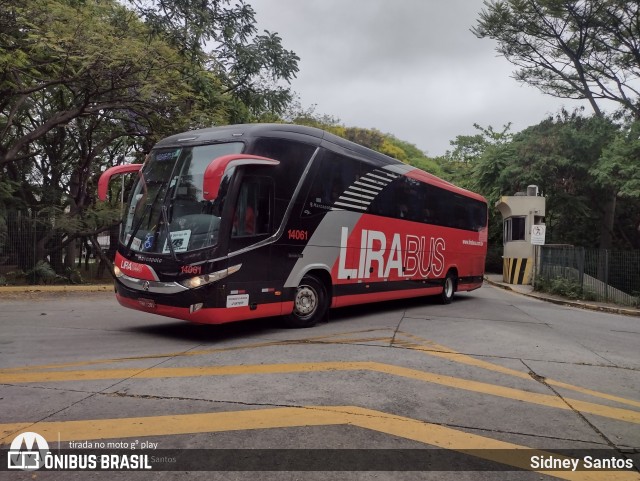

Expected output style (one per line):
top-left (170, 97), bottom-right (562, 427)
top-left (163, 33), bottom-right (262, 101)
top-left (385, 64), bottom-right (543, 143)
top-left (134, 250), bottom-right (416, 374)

top-left (0, 210), bottom-right (113, 284)
top-left (538, 245), bottom-right (640, 306)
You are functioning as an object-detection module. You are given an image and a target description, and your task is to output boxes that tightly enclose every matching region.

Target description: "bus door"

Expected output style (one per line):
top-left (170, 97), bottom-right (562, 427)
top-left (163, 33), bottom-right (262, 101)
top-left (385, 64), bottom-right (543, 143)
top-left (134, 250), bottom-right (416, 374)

top-left (226, 173), bottom-right (278, 312)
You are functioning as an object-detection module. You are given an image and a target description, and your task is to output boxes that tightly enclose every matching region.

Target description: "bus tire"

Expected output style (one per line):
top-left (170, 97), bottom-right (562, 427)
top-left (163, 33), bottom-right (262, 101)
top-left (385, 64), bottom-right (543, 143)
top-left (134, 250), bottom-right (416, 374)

top-left (440, 271), bottom-right (457, 304)
top-left (284, 275), bottom-right (328, 328)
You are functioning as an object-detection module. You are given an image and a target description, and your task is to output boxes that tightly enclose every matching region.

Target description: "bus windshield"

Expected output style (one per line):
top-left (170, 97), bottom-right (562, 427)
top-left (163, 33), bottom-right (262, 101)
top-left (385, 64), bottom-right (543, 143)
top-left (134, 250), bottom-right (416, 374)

top-left (122, 142), bottom-right (244, 255)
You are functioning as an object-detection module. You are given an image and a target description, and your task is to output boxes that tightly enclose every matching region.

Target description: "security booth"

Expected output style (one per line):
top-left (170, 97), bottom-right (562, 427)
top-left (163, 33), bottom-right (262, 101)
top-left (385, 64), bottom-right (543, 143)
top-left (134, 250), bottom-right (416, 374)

top-left (495, 185), bottom-right (546, 285)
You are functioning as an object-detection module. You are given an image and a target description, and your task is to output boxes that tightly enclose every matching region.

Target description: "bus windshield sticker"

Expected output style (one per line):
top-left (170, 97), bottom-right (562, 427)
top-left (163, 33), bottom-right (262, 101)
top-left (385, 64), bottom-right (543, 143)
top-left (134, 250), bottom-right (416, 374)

top-left (130, 237), bottom-right (142, 252)
top-left (155, 150), bottom-right (179, 162)
top-left (162, 230), bottom-right (191, 254)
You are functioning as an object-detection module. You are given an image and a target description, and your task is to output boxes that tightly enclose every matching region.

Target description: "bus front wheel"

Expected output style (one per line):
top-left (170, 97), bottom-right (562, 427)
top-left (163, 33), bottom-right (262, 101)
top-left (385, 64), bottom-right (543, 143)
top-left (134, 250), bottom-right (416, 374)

top-left (284, 275), bottom-right (328, 328)
top-left (440, 271), bottom-right (457, 304)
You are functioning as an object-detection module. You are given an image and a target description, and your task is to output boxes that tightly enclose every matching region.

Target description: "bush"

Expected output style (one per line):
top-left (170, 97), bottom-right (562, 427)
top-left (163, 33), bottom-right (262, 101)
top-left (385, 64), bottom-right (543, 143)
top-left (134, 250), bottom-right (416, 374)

top-left (25, 261), bottom-right (58, 285)
top-left (534, 276), bottom-right (596, 301)
top-left (65, 268), bottom-right (83, 284)
top-left (3, 270), bottom-right (26, 285)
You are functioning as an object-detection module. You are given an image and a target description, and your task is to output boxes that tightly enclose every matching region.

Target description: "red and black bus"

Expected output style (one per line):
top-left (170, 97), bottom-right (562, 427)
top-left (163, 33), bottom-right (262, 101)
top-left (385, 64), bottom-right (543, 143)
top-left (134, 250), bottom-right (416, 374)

top-left (98, 124), bottom-right (488, 327)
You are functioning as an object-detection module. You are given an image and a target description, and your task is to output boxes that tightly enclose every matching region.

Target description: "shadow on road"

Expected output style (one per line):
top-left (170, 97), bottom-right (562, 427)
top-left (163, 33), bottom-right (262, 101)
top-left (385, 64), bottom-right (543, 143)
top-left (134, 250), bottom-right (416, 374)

top-left (125, 292), bottom-right (479, 344)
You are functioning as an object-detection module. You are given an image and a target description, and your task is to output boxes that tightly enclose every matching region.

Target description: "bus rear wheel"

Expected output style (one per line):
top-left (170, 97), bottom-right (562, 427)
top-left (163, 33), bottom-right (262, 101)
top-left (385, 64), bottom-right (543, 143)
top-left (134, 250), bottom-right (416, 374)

top-left (440, 271), bottom-right (457, 304)
top-left (284, 275), bottom-right (328, 328)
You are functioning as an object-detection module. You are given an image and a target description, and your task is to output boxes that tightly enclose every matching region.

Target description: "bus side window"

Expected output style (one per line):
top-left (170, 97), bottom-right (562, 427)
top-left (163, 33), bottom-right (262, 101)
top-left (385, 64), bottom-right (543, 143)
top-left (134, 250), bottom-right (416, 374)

top-left (250, 138), bottom-right (316, 227)
top-left (232, 177), bottom-right (273, 238)
top-left (302, 151), bottom-right (370, 216)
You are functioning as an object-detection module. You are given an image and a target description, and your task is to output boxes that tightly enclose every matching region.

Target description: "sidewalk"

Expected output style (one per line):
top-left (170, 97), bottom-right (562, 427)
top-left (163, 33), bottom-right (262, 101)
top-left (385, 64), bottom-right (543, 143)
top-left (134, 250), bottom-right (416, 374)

top-left (0, 283), bottom-right (113, 293)
top-left (484, 274), bottom-right (640, 317)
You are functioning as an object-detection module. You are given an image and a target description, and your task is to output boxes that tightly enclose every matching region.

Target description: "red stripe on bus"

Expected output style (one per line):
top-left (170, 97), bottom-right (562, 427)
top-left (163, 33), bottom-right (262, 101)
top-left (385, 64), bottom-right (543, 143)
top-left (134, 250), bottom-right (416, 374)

top-left (116, 294), bottom-right (291, 325)
top-left (335, 286), bottom-right (442, 308)
top-left (405, 169), bottom-right (487, 203)
top-left (115, 252), bottom-right (158, 281)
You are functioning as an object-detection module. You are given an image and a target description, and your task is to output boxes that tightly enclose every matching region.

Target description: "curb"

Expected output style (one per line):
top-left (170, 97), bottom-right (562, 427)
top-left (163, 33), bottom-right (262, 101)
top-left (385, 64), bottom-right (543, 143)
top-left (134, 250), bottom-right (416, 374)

top-left (0, 284), bottom-right (113, 294)
top-left (484, 277), bottom-right (640, 317)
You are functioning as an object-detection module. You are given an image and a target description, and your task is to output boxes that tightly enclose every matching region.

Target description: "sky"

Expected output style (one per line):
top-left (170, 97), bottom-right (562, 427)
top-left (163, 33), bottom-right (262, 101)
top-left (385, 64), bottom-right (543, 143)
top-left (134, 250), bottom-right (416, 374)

top-left (247, 0), bottom-right (589, 157)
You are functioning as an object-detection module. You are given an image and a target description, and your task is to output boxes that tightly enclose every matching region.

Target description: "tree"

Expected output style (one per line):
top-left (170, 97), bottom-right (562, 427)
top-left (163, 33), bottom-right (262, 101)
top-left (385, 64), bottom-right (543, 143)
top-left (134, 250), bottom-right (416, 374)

top-left (594, 120), bottom-right (640, 198)
top-left (471, 111), bottom-right (637, 248)
top-left (126, 0), bottom-right (300, 117)
top-left (383, 136), bottom-right (443, 177)
top-left (0, 0), bottom-right (191, 167)
top-left (1, 0), bottom-right (197, 275)
top-left (288, 108), bottom-right (442, 176)
top-left (1, 0), bottom-right (301, 279)
top-left (473, 0), bottom-right (640, 248)
top-left (593, 120), bottom-right (640, 247)
top-left (439, 123), bottom-right (512, 190)
top-left (446, 123), bottom-right (513, 163)
top-left (473, 0), bottom-right (640, 118)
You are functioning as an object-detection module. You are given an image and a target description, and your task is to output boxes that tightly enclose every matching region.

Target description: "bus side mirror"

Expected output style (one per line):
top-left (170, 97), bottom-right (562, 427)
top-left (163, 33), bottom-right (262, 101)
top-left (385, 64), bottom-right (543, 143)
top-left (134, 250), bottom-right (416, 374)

top-left (203, 154), bottom-right (279, 201)
top-left (97, 164), bottom-right (143, 201)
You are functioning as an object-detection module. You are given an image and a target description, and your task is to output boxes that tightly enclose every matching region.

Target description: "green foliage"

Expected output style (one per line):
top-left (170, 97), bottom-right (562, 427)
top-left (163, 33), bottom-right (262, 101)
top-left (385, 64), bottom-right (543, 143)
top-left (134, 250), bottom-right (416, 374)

top-left (341, 127), bottom-right (385, 150)
top-left (379, 139), bottom-right (408, 162)
top-left (384, 136), bottom-right (444, 177)
top-left (334, 125), bottom-right (441, 175)
top-left (1, 0), bottom-right (300, 165)
top-left (65, 267), bottom-right (83, 284)
top-left (473, 1), bottom-right (640, 250)
top-left (0, 179), bottom-right (19, 243)
top-left (439, 123), bottom-right (513, 190)
top-left (445, 124), bottom-right (513, 163)
top-left (15, 260), bottom-right (82, 285)
top-left (1, 0), bottom-right (300, 272)
top-left (287, 105), bottom-right (440, 175)
top-left (534, 276), bottom-right (597, 302)
top-left (473, 0), bottom-right (640, 118)
top-left (1, 0), bottom-right (192, 165)
top-left (469, 111), bottom-right (640, 249)
top-left (593, 121), bottom-right (640, 198)
top-left (0, 270), bottom-right (25, 286)
top-left (125, 0), bottom-right (299, 118)
top-left (281, 99), bottom-right (342, 129)
top-left (25, 260), bottom-right (57, 284)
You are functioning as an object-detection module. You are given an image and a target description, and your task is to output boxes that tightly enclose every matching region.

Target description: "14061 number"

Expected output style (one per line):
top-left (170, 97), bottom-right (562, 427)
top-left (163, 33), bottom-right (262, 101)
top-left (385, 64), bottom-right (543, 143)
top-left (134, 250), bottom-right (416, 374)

top-left (287, 229), bottom-right (309, 241)
top-left (181, 265), bottom-right (202, 275)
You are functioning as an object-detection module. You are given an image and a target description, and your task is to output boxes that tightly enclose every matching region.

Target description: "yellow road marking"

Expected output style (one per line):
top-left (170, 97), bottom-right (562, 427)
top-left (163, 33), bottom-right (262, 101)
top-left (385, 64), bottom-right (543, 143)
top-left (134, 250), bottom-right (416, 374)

top-left (1, 406), bottom-right (637, 481)
top-left (1, 361), bottom-right (638, 425)
top-left (7, 326), bottom-right (637, 416)
top-left (2, 328), bottom-right (637, 424)
top-left (2, 326), bottom-right (638, 479)
top-left (396, 332), bottom-right (640, 409)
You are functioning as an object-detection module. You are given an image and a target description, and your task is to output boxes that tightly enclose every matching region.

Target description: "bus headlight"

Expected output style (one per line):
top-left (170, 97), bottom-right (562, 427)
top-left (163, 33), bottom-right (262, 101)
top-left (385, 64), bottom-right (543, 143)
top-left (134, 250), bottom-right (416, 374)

top-left (179, 264), bottom-right (242, 289)
top-left (113, 265), bottom-right (123, 278)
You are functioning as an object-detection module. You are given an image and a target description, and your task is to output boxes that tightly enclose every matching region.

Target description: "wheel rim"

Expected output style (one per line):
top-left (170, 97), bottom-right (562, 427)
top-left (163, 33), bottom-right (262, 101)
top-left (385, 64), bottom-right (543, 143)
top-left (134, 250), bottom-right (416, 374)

top-left (444, 277), bottom-right (454, 298)
top-left (294, 285), bottom-right (317, 317)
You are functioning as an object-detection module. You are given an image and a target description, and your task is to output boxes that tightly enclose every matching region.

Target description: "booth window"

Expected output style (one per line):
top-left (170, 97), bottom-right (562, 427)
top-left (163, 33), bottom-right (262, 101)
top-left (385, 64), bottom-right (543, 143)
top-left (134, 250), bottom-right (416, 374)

top-left (504, 216), bottom-right (526, 243)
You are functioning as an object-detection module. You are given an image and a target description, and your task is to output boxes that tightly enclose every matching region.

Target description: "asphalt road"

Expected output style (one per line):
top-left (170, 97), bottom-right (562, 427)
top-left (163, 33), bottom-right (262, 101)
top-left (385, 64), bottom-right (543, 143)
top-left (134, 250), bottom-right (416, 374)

top-left (0, 283), bottom-right (639, 480)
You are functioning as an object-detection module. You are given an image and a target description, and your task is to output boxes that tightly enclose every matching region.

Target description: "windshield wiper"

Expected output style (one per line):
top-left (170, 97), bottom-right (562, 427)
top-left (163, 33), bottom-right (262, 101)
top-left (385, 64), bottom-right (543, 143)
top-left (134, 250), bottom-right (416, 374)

top-left (161, 205), bottom-right (178, 262)
top-left (126, 179), bottom-right (167, 253)
top-left (126, 201), bottom-right (153, 252)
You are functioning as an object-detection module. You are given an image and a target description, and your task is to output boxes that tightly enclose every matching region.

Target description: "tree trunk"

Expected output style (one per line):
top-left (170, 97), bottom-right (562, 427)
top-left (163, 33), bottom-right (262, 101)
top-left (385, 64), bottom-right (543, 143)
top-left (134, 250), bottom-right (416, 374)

top-left (90, 235), bottom-right (116, 281)
top-left (64, 241), bottom-right (76, 270)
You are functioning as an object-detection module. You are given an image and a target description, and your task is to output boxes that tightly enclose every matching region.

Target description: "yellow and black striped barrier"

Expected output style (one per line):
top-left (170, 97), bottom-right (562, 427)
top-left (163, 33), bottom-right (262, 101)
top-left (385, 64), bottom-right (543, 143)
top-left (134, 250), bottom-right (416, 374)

top-left (503, 257), bottom-right (533, 285)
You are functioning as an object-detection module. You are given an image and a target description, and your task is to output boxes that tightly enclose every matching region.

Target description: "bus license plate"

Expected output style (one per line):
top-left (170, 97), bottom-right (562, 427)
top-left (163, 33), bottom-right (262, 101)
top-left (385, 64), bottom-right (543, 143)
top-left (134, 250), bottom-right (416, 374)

top-left (138, 298), bottom-right (156, 309)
